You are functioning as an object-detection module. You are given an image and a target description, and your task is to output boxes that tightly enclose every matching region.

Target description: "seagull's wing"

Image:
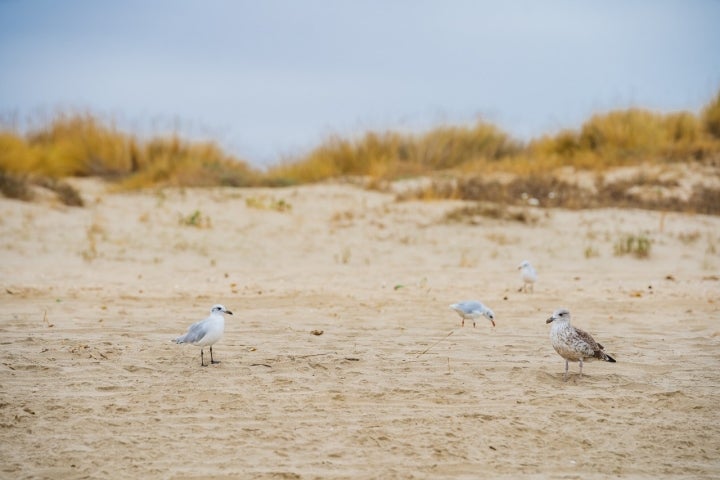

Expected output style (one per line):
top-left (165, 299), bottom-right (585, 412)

top-left (459, 301), bottom-right (484, 312)
top-left (575, 327), bottom-right (615, 362)
top-left (175, 318), bottom-right (209, 344)
top-left (572, 326), bottom-right (603, 357)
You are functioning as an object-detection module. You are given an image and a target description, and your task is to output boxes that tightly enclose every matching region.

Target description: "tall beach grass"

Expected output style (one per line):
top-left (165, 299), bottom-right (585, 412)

top-left (1, 89), bottom-right (719, 199)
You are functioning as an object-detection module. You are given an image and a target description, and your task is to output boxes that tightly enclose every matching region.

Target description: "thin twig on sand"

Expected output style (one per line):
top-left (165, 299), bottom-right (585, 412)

top-left (416, 330), bottom-right (455, 358)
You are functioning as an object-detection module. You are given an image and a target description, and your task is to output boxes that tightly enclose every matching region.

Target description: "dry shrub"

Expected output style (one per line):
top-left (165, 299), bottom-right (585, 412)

top-left (400, 169), bottom-right (720, 216)
top-left (116, 137), bottom-right (258, 188)
top-left (0, 170), bottom-right (83, 206)
top-left (703, 90), bottom-right (720, 139)
top-left (455, 175), bottom-right (593, 209)
top-left (27, 114), bottom-right (135, 177)
top-left (394, 177), bottom-right (459, 201)
top-left (33, 177), bottom-right (84, 207)
top-left (689, 186), bottom-right (720, 215)
top-left (445, 202), bottom-right (539, 224)
top-left (0, 171), bottom-right (33, 201)
top-left (580, 109), bottom-right (668, 158)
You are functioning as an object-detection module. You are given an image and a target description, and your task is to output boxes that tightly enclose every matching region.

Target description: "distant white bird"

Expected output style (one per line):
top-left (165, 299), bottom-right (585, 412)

top-left (449, 301), bottom-right (496, 328)
top-left (518, 260), bottom-right (537, 293)
top-left (174, 304), bottom-right (232, 366)
top-left (546, 308), bottom-right (616, 381)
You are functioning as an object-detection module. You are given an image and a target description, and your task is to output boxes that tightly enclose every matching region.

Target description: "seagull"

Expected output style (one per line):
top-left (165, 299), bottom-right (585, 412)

top-left (174, 304), bottom-right (232, 366)
top-left (449, 301), bottom-right (496, 328)
top-left (546, 308), bottom-right (615, 381)
top-left (518, 260), bottom-right (537, 293)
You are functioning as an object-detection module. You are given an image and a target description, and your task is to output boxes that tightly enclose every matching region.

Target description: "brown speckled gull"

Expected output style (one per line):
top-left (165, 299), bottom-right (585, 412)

top-left (546, 308), bottom-right (615, 381)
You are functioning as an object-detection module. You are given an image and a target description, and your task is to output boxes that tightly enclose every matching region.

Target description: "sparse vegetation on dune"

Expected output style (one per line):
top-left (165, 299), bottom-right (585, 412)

top-left (266, 122), bottom-right (522, 183)
top-left (270, 90), bottom-right (720, 184)
top-left (1, 90), bottom-right (720, 213)
top-left (0, 113), bottom-right (259, 190)
top-left (0, 170), bottom-right (84, 206)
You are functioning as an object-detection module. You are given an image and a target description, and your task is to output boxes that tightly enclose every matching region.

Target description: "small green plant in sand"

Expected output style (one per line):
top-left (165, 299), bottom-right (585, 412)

top-left (613, 233), bottom-right (652, 258)
top-left (178, 210), bottom-right (212, 228)
top-left (584, 245), bottom-right (600, 258)
top-left (245, 195), bottom-right (292, 212)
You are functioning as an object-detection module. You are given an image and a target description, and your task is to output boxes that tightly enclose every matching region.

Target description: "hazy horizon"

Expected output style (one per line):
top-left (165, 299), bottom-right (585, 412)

top-left (1, 1), bottom-right (719, 166)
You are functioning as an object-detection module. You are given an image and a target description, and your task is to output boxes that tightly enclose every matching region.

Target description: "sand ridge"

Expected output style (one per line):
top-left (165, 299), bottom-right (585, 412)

top-left (1, 180), bottom-right (719, 478)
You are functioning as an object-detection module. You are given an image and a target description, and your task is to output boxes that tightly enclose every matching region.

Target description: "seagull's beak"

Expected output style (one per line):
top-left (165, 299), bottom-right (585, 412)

top-left (546, 316), bottom-right (554, 324)
top-left (226, 310), bottom-right (233, 315)
top-left (490, 319), bottom-right (496, 327)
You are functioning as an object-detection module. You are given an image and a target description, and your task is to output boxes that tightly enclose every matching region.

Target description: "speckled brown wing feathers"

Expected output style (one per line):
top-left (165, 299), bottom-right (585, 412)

top-left (574, 326), bottom-right (615, 362)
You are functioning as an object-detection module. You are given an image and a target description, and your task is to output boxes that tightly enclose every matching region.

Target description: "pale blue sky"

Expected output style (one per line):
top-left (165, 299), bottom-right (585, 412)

top-left (1, 1), bottom-right (719, 166)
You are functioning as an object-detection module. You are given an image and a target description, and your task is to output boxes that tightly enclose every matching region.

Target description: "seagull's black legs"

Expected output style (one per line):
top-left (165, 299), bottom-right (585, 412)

top-left (563, 360), bottom-right (569, 381)
top-left (579, 358), bottom-right (583, 377)
top-left (198, 347), bottom-right (219, 366)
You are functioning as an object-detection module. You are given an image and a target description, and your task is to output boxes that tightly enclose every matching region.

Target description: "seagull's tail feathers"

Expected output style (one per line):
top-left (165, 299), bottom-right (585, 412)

top-left (595, 350), bottom-right (616, 362)
top-left (174, 334), bottom-right (187, 344)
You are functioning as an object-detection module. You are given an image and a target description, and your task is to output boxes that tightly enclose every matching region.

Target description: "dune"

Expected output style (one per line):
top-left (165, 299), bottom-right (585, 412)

top-left (1, 179), bottom-right (719, 478)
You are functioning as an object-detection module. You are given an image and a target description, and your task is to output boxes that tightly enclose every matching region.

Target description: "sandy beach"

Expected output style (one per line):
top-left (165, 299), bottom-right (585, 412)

top-left (1, 179), bottom-right (719, 479)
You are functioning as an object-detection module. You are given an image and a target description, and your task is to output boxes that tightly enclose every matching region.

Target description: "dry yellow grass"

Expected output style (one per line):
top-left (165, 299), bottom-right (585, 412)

top-left (1, 89), bottom-right (719, 193)
top-left (0, 114), bottom-right (258, 188)
top-left (269, 90), bottom-right (720, 184)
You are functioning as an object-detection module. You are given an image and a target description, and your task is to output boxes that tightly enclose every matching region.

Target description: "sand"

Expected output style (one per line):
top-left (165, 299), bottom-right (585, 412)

top-left (1, 179), bottom-right (719, 479)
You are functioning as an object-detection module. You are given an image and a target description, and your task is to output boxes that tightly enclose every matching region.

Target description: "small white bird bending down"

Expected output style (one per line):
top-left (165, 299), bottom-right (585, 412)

top-left (518, 260), bottom-right (537, 293)
top-left (449, 301), bottom-right (496, 328)
top-left (546, 308), bottom-right (615, 381)
top-left (174, 304), bottom-right (232, 366)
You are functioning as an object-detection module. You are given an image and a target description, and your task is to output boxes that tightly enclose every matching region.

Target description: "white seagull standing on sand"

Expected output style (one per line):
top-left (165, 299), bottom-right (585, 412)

top-left (174, 304), bottom-right (233, 366)
top-left (449, 301), bottom-right (496, 328)
top-left (546, 308), bottom-right (615, 381)
top-left (518, 260), bottom-right (537, 293)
